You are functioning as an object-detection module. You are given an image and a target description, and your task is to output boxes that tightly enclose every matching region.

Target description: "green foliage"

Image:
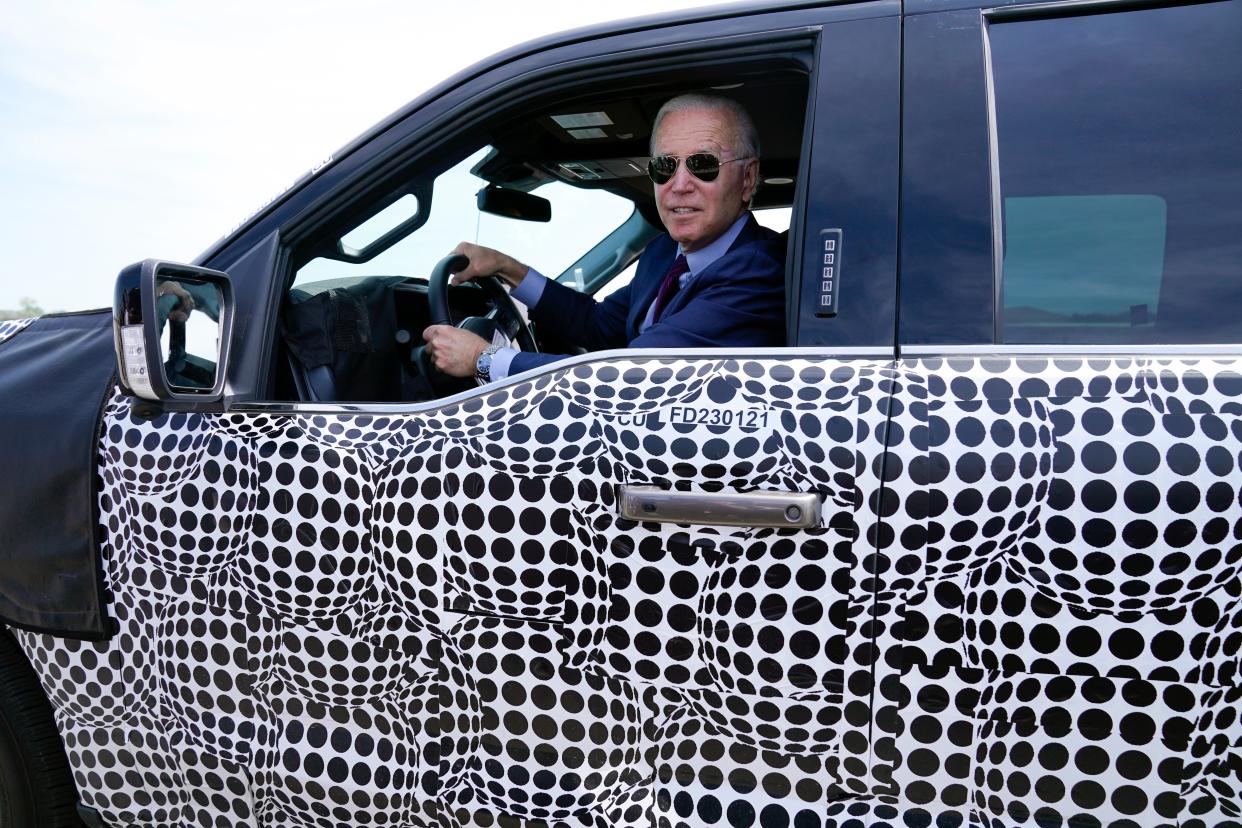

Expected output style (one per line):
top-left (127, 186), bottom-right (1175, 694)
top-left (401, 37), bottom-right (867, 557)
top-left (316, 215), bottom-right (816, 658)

top-left (0, 298), bottom-right (44, 320)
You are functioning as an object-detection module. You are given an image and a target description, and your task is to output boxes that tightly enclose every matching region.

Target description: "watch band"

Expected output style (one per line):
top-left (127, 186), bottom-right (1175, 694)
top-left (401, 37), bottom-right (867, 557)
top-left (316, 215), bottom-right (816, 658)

top-left (475, 344), bottom-right (502, 385)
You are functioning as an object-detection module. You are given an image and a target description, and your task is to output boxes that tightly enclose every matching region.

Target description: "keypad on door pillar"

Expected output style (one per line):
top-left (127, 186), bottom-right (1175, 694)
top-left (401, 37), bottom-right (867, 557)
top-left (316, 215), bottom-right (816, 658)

top-left (816, 228), bottom-right (842, 317)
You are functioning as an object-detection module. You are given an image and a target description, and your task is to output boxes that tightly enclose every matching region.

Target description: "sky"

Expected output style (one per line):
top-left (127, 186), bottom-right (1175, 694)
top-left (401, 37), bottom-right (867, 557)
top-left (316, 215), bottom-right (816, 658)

top-left (0, 0), bottom-right (734, 314)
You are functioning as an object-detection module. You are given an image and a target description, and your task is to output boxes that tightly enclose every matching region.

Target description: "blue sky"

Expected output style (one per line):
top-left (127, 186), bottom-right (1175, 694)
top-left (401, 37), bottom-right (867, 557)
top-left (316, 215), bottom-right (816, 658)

top-left (0, 0), bottom-right (725, 313)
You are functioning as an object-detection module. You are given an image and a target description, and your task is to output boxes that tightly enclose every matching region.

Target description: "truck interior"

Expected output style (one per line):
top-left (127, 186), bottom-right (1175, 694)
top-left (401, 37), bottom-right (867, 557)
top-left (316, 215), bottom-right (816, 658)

top-left (273, 66), bottom-right (810, 403)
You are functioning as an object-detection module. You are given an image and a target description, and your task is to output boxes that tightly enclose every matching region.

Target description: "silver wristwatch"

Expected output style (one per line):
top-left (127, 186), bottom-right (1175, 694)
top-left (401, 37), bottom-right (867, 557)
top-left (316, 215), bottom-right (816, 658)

top-left (474, 344), bottom-right (502, 385)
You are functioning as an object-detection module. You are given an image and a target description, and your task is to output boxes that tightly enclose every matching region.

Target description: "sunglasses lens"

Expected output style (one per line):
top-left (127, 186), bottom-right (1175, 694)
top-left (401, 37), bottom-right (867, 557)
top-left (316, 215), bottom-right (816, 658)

top-left (648, 156), bottom-right (677, 184)
top-left (648, 153), bottom-right (729, 184)
top-left (685, 153), bottom-right (721, 182)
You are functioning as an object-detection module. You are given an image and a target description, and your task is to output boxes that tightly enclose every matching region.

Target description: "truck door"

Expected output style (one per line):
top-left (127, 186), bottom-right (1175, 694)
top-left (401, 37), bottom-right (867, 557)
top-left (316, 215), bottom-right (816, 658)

top-left (884, 1), bottom-right (1242, 825)
top-left (18, 6), bottom-right (906, 827)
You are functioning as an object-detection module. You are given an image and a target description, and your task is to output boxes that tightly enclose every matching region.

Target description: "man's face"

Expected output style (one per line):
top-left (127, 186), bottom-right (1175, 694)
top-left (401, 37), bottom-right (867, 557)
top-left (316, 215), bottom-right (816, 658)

top-left (652, 107), bottom-right (758, 253)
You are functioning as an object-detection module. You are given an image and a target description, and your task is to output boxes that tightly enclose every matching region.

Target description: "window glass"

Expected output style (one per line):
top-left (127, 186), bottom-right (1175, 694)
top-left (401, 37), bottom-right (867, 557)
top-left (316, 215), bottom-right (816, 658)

top-left (1003, 195), bottom-right (1166, 330)
top-left (295, 147), bottom-right (634, 292)
top-left (755, 207), bottom-right (791, 234)
top-left (478, 180), bottom-right (634, 280)
top-left (341, 194), bottom-right (421, 251)
top-left (595, 258), bottom-right (638, 301)
top-left (991, 2), bottom-right (1242, 344)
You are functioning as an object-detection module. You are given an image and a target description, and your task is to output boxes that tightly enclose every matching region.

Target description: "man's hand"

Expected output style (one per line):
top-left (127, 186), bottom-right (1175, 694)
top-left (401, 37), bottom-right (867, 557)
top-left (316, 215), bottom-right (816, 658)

top-left (157, 280), bottom-right (195, 323)
top-left (422, 325), bottom-right (490, 378)
top-left (450, 242), bottom-right (529, 289)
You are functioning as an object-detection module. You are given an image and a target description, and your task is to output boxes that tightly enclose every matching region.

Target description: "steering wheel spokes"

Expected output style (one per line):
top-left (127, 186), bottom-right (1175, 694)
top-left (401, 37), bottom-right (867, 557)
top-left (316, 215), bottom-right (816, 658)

top-left (489, 307), bottom-right (526, 343)
top-left (427, 252), bottom-right (538, 354)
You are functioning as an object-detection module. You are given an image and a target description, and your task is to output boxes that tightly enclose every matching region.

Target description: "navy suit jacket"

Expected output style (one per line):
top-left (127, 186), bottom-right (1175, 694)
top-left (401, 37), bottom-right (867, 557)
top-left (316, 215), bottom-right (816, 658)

top-left (510, 214), bottom-right (784, 374)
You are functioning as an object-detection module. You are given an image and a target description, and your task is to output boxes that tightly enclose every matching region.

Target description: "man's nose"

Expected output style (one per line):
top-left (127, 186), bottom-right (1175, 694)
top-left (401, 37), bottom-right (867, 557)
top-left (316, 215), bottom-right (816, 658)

top-left (669, 163), bottom-right (696, 192)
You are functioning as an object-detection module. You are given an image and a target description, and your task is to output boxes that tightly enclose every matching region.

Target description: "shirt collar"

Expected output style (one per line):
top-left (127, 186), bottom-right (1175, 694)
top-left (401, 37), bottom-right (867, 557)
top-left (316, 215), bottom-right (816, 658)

top-left (680, 212), bottom-right (750, 275)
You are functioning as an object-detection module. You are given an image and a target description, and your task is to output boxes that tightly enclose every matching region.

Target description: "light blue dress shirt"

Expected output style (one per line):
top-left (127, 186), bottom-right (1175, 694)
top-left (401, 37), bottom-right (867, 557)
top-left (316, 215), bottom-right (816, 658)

top-left (488, 213), bottom-right (751, 381)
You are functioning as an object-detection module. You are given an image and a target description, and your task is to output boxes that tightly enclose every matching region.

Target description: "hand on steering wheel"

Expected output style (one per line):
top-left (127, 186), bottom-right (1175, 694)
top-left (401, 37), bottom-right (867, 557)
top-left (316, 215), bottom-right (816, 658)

top-left (422, 252), bottom-right (538, 378)
top-left (445, 242), bottom-right (528, 289)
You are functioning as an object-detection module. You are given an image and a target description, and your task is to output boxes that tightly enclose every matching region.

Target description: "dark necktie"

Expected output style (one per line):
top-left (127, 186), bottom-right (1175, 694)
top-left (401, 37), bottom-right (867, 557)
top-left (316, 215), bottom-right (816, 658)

top-left (650, 254), bottom-right (690, 322)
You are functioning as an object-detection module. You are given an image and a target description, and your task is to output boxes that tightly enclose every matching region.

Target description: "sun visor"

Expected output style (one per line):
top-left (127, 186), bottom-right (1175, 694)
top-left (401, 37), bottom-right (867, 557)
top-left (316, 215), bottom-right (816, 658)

top-left (0, 311), bottom-right (115, 639)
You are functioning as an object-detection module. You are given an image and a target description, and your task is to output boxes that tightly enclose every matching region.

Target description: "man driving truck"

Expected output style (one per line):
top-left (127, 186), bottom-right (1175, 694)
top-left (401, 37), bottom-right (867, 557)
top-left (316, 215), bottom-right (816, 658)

top-left (422, 93), bottom-right (785, 383)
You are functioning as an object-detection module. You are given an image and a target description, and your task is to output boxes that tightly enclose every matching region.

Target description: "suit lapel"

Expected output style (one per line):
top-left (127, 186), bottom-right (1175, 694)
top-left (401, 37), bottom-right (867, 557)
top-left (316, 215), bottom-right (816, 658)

top-left (629, 215), bottom-right (764, 333)
top-left (725, 213), bottom-right (762, 252)
top-left (656, 215), bottom-right (764, 318)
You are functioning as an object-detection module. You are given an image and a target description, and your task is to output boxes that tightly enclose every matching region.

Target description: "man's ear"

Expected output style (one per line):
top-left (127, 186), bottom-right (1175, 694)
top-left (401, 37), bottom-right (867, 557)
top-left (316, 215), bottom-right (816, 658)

top-left (740, 159), bottom-right (759, 205)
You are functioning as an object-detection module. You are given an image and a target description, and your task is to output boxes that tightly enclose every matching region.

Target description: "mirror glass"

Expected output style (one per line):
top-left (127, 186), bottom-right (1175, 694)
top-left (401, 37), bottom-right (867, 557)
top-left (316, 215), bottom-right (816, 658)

top-left (156, 275), bottom-right (222, 390)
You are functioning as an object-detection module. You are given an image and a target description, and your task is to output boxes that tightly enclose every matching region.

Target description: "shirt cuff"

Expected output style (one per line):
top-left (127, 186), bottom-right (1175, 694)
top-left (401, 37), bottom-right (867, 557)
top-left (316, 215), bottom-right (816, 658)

top-left (510, 267), bottom-right (547, 308)
top-left (488, 346), bottom-right (520, 382)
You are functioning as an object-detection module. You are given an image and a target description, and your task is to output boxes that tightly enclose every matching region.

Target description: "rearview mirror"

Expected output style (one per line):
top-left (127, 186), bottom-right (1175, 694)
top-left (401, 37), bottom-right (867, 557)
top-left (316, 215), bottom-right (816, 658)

top-left (113, 260), bottom-right (233, 406)
top-left (476, 185), bottom-right (551, 222)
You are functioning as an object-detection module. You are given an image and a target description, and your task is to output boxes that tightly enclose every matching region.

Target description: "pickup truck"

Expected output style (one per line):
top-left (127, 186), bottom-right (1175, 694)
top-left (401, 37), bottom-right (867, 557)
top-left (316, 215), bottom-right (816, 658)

top-left (1, 0), bottom-right (1240, 826)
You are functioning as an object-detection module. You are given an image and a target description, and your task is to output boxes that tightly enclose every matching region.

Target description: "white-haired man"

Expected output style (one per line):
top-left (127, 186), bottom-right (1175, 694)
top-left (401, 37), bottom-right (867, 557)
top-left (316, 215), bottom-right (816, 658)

top-left (423, 93), bottom-right (785, 382)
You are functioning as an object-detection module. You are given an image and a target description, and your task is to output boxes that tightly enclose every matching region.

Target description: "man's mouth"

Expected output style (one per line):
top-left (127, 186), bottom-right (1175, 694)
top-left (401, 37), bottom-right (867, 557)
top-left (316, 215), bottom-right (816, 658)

top-left (669, 207), bottom-right (699, 215)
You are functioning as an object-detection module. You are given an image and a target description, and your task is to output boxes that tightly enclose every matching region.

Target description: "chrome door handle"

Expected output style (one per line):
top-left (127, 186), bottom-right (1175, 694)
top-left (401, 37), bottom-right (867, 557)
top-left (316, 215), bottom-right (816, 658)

top-left (618, 485), bottom-right (822, 529)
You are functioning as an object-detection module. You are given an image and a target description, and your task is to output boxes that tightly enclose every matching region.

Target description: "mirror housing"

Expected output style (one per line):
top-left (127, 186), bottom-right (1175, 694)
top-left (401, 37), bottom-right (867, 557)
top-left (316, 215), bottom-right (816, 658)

top-left (113, 259), bottom-right (234, 406)
top-left (476, 185), bottom-right (551, 222)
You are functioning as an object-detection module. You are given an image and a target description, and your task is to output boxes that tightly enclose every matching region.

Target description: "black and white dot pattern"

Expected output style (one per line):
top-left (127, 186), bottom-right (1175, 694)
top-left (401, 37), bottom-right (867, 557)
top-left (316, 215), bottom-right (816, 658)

top-left (0, 316), bottom-right (34, 346)
top-left (12, 354), bottom-right (1242, 826)
top-left (872, 357), bottom-right (1242, 827)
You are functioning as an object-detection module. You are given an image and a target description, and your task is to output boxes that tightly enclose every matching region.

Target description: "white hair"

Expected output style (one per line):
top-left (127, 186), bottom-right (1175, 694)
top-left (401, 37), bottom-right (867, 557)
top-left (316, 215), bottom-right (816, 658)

top-left (649, 93), bottom-right (760, 160)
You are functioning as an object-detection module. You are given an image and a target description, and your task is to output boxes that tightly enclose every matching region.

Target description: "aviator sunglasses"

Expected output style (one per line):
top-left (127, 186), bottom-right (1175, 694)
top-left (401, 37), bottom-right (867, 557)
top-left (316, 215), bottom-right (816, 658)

top-left (647, 152), bottom-right (752, 185)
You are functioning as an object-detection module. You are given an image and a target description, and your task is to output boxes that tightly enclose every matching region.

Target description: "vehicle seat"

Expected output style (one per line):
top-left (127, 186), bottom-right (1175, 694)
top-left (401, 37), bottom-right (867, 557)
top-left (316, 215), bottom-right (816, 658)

top-left (282, 276), bottom-right (407, 403)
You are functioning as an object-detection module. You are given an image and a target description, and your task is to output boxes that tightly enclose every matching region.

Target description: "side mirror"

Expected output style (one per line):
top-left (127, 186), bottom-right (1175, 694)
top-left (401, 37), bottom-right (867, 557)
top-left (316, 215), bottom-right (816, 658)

top-left (476, 185), bottom-right (551, 222)
top-left (113, 259), bottom-right (234, 405)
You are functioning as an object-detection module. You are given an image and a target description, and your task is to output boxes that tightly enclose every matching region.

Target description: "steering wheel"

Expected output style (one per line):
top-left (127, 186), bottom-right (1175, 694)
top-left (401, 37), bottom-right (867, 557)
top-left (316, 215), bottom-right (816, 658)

top-left (427, 253), bottom-right (539, 353)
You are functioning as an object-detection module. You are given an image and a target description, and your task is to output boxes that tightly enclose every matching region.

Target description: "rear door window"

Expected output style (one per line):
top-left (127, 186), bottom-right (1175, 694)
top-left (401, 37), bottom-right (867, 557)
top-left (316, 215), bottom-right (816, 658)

top-left (1002, 194), bottom-right (1167, 332)
top-left (990, 1), bottom-right (1242, 344)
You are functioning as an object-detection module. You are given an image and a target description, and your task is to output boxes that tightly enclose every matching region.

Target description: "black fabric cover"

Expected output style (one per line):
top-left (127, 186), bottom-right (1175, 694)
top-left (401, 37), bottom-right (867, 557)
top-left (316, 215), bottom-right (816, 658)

top-left (0, 311), bottom-right (114, 639)
top-left (283, 276), bottom-right (409, 402)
